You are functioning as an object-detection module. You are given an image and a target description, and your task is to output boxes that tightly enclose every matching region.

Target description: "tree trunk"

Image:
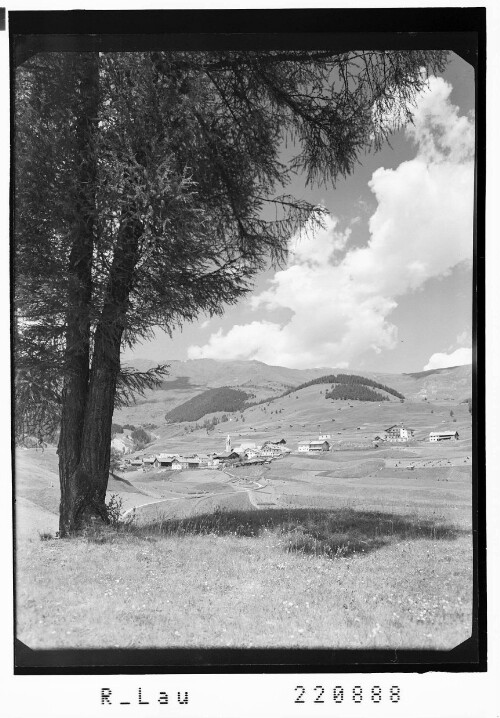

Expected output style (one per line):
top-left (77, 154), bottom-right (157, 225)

top-left (61, 213), bottom-right (142, 532)
top-left (68, 327), bottom-right (121, 527)
top-left (58, 54), bottom-right (98, 537)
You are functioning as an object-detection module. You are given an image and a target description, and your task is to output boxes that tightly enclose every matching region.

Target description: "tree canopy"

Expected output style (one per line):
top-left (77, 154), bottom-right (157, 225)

top-left (13, 48), bottom-right (448, 533)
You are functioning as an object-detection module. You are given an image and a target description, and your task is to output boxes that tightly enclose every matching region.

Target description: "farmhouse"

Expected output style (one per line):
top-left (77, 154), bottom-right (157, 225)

top-left (213, 450), bottom-right (241, 464)
top-left (384, 425), bottom-right (415, 442)
top-left (179, 456), bottom-right (201, 469)
top-left (154, 454), bottom-right (178, 468)
top-left (429, 430), bottom-right (459, 442)
top-left (243, 448), bottom-right (259, 459)
top-left (195, 454), bottom-right (212, 467)
top-left (297, 440), bottom-right (330, 453)
top-left (319, 434), bottom-right (331, 440)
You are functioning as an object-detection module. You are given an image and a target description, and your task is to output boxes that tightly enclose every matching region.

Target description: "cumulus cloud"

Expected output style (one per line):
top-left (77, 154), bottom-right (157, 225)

top-left (424, 347), bottom-right (472, 371)
top-left (188, 77), bottom-right (474, 369)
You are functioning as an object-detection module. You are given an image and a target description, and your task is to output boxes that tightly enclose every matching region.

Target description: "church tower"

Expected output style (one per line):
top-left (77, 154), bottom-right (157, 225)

top-left (225, 435), bottom-right (231, 453)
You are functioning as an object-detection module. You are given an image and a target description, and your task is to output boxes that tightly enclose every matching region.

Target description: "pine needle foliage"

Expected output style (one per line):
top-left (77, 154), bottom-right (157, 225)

top-left (13, 48), bottom-right (448, 532)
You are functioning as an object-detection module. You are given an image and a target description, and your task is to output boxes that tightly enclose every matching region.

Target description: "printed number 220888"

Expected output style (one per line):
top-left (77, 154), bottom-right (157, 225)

top-left (294, 685), bottom-right (401, 704)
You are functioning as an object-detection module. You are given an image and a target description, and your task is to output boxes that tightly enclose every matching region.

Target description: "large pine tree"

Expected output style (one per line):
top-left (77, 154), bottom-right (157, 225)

top-left (14, 49), bottom-right (448, 535)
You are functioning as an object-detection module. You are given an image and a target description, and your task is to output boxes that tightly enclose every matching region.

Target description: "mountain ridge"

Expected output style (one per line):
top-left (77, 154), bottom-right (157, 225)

top-left (114, 358), bottom-right (472, 426)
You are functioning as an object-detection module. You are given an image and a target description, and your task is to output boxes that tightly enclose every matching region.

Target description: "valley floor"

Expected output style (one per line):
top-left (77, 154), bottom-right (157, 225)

top-left (14, 441), bottom-right (473, 652)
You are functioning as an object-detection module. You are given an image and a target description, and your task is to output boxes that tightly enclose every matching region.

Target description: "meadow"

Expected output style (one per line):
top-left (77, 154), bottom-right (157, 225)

top-left (15, 432), bottom-right (472, 651)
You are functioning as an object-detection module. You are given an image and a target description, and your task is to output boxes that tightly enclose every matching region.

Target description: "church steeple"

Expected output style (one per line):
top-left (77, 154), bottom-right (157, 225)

top-left (225, 435), bottom-right (231, 453)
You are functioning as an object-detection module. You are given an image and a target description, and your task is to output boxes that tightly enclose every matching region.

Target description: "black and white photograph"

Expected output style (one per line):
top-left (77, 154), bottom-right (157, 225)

top-left (7, 4), bottom-right (488, 701)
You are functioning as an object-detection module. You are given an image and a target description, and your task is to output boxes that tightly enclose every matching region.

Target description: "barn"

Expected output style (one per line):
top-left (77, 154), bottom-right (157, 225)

top-left (298, 440), bottom-right (330, 453)
top-left (429, 430), bottom-right (459, 442)
top-left (154, 454), bottom-right (177, 468)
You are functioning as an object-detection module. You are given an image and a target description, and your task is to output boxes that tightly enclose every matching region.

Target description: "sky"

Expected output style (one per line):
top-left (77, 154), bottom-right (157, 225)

top-left (124, 52), bottom-right (475, 374)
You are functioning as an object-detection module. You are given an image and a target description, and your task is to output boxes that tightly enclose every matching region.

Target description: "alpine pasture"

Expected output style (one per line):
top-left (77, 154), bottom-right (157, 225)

top-left (15, 364), bottom-right (473, 650)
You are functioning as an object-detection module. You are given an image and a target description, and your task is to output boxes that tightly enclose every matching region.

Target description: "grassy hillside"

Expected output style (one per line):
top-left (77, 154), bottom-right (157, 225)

top-left (138, 381), bottom-right (471, 460)
top-left (162, 373), bottom-right (405, 426)
top-left (114, 359), bottom-right (332, 425)
top-left (113, 359), bottom-right (472, 427)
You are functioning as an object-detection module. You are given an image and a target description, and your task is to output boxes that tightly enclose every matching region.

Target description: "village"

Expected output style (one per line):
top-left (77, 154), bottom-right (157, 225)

top-left (119, 423), bottom-right (461, 473)
top-left (120, 434), bottom-right (291, 472)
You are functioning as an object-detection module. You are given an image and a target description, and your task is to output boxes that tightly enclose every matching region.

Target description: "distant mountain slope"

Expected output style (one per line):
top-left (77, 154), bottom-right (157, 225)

top-left (113, 358), bottom-right (472, 425)
top-left (404, 366), bottom-right (465, 379)
top-left (366, 364), bottom-right (472, 401)
top-left (114, 359), bottom-right (336, 424)
top-left (125, 358), bottom-right (332, 389)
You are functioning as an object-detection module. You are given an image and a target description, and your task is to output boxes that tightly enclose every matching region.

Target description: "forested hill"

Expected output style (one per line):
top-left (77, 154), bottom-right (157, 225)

top-left (164, 373), bottom-right (403, 425)
top-left (325, 385), bottom-right (390, 402)
top-left (245, 373), bottom-right (405, 407)
top-left (165, 387), bottom-right (251, 423)
top-left (283, 373), bottom-right (405, 401)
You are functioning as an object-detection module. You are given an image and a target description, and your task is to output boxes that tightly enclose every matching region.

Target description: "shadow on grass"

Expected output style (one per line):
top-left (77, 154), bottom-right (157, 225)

top-left (122, 507), bottom-right (466, 560)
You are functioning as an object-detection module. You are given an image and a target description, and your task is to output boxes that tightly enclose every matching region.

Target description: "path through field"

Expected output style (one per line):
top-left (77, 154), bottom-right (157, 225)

top-left (130, 468), bottom-right (269, 521)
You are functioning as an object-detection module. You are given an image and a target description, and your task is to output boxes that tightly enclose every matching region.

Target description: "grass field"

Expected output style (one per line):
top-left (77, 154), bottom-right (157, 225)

top-left (15, 435), bottom-right (473, 651)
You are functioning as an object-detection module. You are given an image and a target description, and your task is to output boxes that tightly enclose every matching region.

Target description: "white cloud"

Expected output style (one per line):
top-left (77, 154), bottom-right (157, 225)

top-left (188, 77), bottom-right (474, 369)
top-left (455, 330), bottom-right (471, 347)
top-left (424, 347), bottom-right (472, 371)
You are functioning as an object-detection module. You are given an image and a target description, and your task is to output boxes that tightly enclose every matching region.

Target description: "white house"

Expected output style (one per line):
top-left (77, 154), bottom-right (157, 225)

top-left (318, 434), bottom-right (331, 440)
top-left (429, 430), bottom-right (459, 442)
top-left (384, 425), bottom-right (415, 442)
